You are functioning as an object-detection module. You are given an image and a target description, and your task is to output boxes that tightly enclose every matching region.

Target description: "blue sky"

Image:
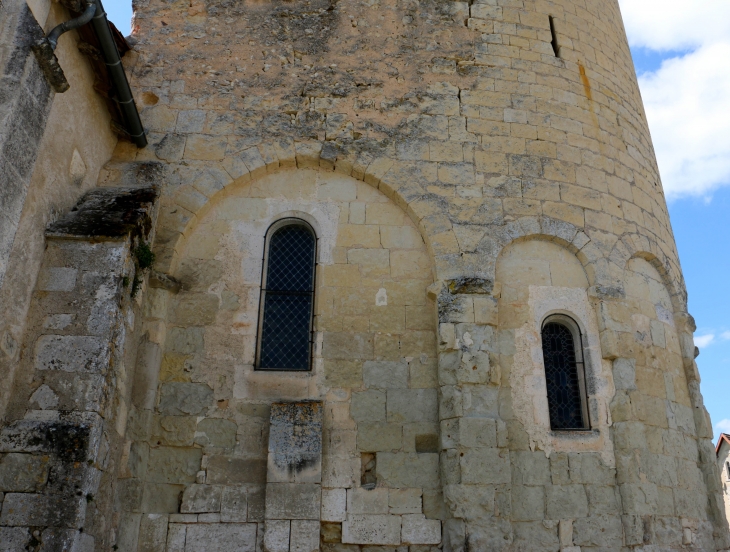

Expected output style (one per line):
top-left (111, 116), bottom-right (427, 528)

top-left (106, 2), bottom-right (730, 438)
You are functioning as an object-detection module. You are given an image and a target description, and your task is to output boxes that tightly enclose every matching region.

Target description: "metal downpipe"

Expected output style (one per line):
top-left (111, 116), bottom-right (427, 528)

top-left (46, 3), bottom-right (97, 50)
top-left (89, 0), bottom-right (147, 148)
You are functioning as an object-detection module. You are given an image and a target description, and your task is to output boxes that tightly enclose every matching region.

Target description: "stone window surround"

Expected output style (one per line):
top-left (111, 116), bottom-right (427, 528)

top-left (255, 216), bottom-right (318, 372)
top-left (512, 286), bottom-right (615, 461)
top-left (540, 312), bottom-right (591, 432)
top-left (231, 205), bottom-right (339, 391)
top-left (537, 306), bottom-right (600, 440)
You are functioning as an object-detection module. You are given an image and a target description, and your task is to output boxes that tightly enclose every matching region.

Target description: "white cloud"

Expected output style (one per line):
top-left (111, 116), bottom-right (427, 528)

top-left (616, 0), bottom-right (730, 199)
top-left (715, 418), bottom-right (730, 437)
top-left (619, 0), bottom-right (730, 51)
top-left (694, 334), bottom-right (716, 348)
top-left (638, 44), bottom-right (730, 198)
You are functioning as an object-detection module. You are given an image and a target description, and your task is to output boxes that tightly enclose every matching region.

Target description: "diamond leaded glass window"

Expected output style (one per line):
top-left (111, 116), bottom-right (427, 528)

top-left (257, 220), bottom-right (316, 371)
top-left (541, 318), bottom-right (588, 430)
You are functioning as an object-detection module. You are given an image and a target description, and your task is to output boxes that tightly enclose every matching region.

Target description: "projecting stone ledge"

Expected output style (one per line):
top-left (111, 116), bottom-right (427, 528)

top-left (46, 186), bottom-right (159, 239)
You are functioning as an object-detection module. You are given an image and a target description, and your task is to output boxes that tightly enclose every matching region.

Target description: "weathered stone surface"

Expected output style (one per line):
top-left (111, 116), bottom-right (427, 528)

top-left (363, 361), bottom-right (408, 389)
top-left (147, 447), bottom-right (203, 484)
top-left (152, 416), bottom-right (197, 447)
top-left (142, 483), bottom-right (185, 514)
top-left (389, 488), bottom-right (422, 514)
top-left (351, 390), bottom-right (386, 423)
top-left (322, 488), bottom-right (347, 522)
top-left (290, 520), bottom-right (320, 552)
top-left (267, 402), bottom-right (323, 484)
top-left (195, 418), bottom-right (238, 449)
top-left (158, 383), bottom-right (214, 416)
top-left (0, 453), bottom-right (49, 492)
top-left (0, 527), bottom-right (30, 551)
top-left (377, 453), bottom-right (440, 489)
top-left (460, 448), bottom-right (510, 485)
top-left (357, 423), bottom-right (402, 452)
top-left (34, 335), bottom-right (108, 373)
top-left (401, 514), bottom-right (441, 544)
top-left (386, 390), bottom-right (438, 423)
top-left (166, 523), bottom-right (187, 552)
top-left (264, 520), bottom-right (290, 552)
top-left (181, 484), bottom-right (222, 513)
top-left (0, 492), bottom-right (84, 527)
top-left (342, 514), bottom-right (401, 545)
top-left (347, 487), bottom-right (388, 514)
top-left (138, 514), bottom-right (169, 552)
top-left (545, 485), bottom-right (589, 519)
top-left (185, 523), bottom-right (257, 551)
top-left (220, 485), bottom-right (248, 522)
top-left (265, 483), bottom-right (321, 520)
top-left (206, 457), bottom-right (267, 485)
top-left (46, 186), bottom-right (159, 239)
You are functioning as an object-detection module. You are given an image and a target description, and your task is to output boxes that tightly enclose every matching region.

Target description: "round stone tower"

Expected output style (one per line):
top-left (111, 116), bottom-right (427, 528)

top-left (101, 0), bottom-right (730, 549)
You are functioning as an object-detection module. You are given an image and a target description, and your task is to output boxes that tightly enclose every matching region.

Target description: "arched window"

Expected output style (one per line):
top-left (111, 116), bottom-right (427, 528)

top-left (256, 219), bottom-right (317, 371)
top-left (726, 461), bottom-right (730, 480)
top-left (541, 315), bottom-right (589, 430)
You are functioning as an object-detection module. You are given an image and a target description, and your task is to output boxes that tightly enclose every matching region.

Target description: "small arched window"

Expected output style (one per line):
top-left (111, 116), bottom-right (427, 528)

top-left (726, 461), bottom-right (730, 480)
top-left (256, 219), bottom-right (317, 371)
top-left (541, 315), bottom-right (589, 430)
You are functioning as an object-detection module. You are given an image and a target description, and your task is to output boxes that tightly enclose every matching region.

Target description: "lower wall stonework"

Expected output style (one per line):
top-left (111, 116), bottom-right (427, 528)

top-left (0, 187), bottom-right (157, 551)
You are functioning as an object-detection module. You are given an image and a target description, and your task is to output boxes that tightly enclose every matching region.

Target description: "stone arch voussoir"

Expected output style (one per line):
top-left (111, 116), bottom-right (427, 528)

top-left (488, 216), bottom-right (612, 290)
top-left (152, 139), bottom-right (459, 279)
top-left (618, 233), bottom-right (688, 314)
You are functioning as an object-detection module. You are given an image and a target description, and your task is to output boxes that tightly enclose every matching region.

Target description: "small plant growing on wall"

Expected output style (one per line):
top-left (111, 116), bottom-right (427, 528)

top-left (130, 241), bottom-right (155, 298)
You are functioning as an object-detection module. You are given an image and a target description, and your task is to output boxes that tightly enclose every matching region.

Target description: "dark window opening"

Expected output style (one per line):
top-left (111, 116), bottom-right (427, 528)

top-left (542, 316), bottom-right (589, 430)
top-left (727, 461), bottom-right (730, 479)
top-left (256, 220), bottom-right (316, 371)
top-left (361, 453), bottom-right (377, 489)
top-left (549, 16), bottom-right (561, 58)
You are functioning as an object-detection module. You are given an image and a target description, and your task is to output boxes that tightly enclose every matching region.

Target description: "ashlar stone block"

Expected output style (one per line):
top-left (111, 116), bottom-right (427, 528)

top-left (264, 520), bottom-right (290, 552)
top-left (0, 453), bottom-right (49, 492)
top-left (166, 524), bottom-right (187, 552)
top-left (195, 418), bottom-right (238, 449)
top-left (389, 488), bottom-right (422, 514)
top-left (147, 447), bottom-right (203, 484)
top-left (545, 485), bottom-right (589, 519)
top-left (0, 527), bottom-right (30, 551)
top-left (401, 514), bottom-right (441, 544)
top-left (363, 361), bottom-right (408, 389)
top-left (342, 514), bottom-right (401, 545)
top-left (138, 514), bottom-right (169, 552)
top-left (34, 335), bottom-right (108, 373)
top-left (185, 523), bottom-right (257, 552)
top-left (321, 488), bottom-right (347, 522)
top-left (460, 448), bottom-right (510, 485)
top-left (181, 484), bottom-right (222, 513)
top-left (386, 389), bottom-right (438, 423)
top-left (267, 402), bottom-right (323, 484)
top-left (221, 486), bottom-right (248, 522)
top-left (290, 520), bottom-right (320, 552)
top-left (347, 487), bottom-right (389, 514)
top-left (377, 452), bottom-right (440, 489)
top-left (158, 383), bottom-right (214, 416)
top-left (265, 483), bottom-right (321, 520)
top-left (351, 390), bottom-right (386, 423)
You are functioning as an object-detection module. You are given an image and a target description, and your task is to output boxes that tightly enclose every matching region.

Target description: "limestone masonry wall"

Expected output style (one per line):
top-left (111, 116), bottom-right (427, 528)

top-left (1, 0), bottom-right (729, 549)
top-left (99, 0), bottom-right (729, 548)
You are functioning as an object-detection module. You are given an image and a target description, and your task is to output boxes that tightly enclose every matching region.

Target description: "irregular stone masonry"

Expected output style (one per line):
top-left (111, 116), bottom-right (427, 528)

top-left (104, 0), bottom-right (729, 548)
top-left (0, 0), bottom-right (729, 549)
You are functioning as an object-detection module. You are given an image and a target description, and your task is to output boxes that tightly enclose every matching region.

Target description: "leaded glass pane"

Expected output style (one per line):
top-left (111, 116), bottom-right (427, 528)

top-left (258, 224), bottom-right (315, 370)
top-left (542, 322), bottom-right (585, 430)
